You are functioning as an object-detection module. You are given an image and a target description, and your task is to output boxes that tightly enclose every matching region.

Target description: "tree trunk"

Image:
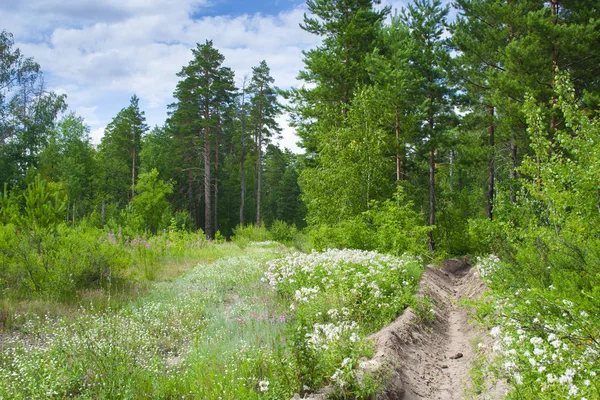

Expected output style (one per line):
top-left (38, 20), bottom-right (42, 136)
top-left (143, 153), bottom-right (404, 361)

top-left (449, 150), bottom-right (454, 192)
top-left (240, 83), bottom-right (247, 226)
top-left (101, 199), bottom-right (105, 226)
top-left (510, 139), bottom-right (518, 203)
top-left (256, 129), bottom-right (263, 227)
top-left (185, 151), bottom-right (195, 226)
top-left (256, 89), bottom-right (263, 227)
top-left (395, 107), bottom-right (401, 182)
top-left (131, 143), bottom-right (136, 200)
top-left (428, 149), bottom-right (435, 252)
top-left (487, 106), bottom-right (495, 220)
top-left (427, 76), bottom-right (435, 252)
top-left (214, 120), bottom-right (219, 234)
top-left (204, 75), bottom-right (212, 239)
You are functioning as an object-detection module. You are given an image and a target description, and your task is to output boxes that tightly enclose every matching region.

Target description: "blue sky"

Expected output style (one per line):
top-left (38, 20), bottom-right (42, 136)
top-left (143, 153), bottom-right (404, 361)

top-left (200, 0), bottom-right (306, 17)
top-left (1, 0), bottom-right (411, 152)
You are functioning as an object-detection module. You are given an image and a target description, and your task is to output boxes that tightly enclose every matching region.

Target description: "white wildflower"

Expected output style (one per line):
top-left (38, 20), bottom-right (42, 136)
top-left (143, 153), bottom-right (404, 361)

top-left (259, 380), bottom-right (269, 392)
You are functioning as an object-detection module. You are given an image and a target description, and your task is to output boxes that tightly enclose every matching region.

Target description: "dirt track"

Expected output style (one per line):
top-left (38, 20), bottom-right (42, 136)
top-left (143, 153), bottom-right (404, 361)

top-left (367, 258), bottom-right (506, 400)
top-left (298, 258), bottom-right (505, 400)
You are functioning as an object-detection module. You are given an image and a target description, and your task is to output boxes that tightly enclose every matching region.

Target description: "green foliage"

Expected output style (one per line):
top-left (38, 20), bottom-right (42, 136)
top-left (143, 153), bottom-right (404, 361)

top-left (266, 249), bottom-right (423, 395)
top-left (232, 223), bottom-right (271, 248)
top-left (268, 220), bottom-right (298, 243)
top-left (365, 188), bottom-right (431, 256)
top-left (97, 95), bottom-right (149, 207)
top-left (308, 187), bottom-right (430, 256)
top-left (300, 88), bottom-right (395, 226)
top-left (132, 168), bottom-right (173, 233)
top-left (19, 175), bottom-right (67, 230)
top-left (170, 210), bottom-right (194, 232)
top-left (0, 224), bottom-right (126, 300)
top-left (0, 184), bottom-right (19, 225)
top-left (38, 113), bottom-right (97, 219)
top-left (469, 75), bottom-right (600, 399)
top-left (0, 30), bottom-right (67, 188)
top-left (214, 230), bottom-right (225, 243)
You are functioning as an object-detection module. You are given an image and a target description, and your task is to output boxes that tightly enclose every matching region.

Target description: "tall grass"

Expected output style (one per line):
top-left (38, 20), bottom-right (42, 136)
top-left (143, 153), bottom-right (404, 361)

top-left (0, 246), bottom-right (423, 399)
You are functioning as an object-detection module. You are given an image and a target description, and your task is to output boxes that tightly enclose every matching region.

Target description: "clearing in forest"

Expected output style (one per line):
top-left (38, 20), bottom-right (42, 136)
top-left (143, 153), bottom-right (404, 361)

top-left (0, 243), bottom-right (426, 399)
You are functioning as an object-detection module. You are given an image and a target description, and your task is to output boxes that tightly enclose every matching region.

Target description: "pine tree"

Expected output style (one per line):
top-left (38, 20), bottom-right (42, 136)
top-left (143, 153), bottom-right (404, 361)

top-left (248, 61), bottom-right (280, 227)
top-left (366, 13), bottom-right (418, 183)
top-left (169, 41), bottom-right (235, 238)
top-left (453, 0), bottom-right (600, 217)
top-left (97, 95), bottom-right (148, 207)
top-left (291, 0), bottom-right (390, 155)
top-left (403, 0), bottom-right (456, 252)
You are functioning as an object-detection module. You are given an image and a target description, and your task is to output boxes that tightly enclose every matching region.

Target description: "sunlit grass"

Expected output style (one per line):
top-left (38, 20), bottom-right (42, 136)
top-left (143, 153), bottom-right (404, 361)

top-left (0, 244), bottom-right (423, 399)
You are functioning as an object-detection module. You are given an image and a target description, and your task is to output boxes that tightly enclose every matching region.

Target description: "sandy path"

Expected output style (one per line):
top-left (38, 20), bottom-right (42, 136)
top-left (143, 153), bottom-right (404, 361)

top-left (299, 258), bottom-right (505, 400)
top-left (398, 260), bottom-right (485, 400)
top-left (366, 258), bottom-right (505, 400)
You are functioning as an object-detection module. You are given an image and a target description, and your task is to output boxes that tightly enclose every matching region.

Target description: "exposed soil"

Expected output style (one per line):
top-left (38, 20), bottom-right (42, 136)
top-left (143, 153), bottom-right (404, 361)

top-left (298, 258), bottom-right (505, 400)
top-left (367, 257), bottom-right (505, 400)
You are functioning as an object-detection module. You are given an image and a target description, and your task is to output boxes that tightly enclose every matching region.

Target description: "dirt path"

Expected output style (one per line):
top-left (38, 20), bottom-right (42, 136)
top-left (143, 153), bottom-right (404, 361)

top-left (299, 258), bottom-right (504, 400)
top-left (366, 258), bottom-right (505, 400)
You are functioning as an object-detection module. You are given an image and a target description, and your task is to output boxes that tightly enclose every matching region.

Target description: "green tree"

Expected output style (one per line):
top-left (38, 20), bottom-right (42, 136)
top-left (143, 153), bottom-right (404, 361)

top-left (452, 0), bottom-right (600, 218)
top-left (276, 159), bottom-right (305, 228)
top-left (97, 95), bottom-right (148, 207)
top-left (300, 88), bottom-right (394, 225)
top-left (39, 113), bottom-right (97, 222)
top-left (366, 13), bottom-right (418, 183)
top-left (403, 0), bottom-right (456, 252)
top-left (169, 41), bottom-right (235, 238)
top-left (132, 168), bottom-right (173, 233)
top-left (291, 0), bottom-right (390, 155)
top-left (248, 61), bottom-right (280, 227)
top-left (0, 30), bottom-right (66, 187)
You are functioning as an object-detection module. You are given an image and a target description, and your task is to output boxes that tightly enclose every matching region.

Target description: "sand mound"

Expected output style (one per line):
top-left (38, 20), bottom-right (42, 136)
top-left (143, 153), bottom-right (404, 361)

top-left (295, 257), bottom-right (505, 400)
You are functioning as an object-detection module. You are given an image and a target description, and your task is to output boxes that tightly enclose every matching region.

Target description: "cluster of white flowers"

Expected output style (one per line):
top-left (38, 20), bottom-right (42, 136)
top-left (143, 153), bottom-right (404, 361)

top-left (475, 254), bottom-right (500, 279)
top-left (258, 379), bottom-right (270, 392)
top-left (265, 249), bottom-right (421, 321)
top-left (263, 249), bottom-right (423, 394)
top-left (306, 321), bottom-right (361, 351)
top-left (488, 294), bottom-right (598, 399)
top-left (294, 286), bottom-right (319, 303)
top-left (264, 249), bottom-right (417, 290)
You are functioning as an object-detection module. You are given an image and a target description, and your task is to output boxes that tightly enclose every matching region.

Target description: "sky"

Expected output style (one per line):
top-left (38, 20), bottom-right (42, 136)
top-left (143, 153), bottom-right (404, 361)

top-left (2, 0), bottom-right (412, 153)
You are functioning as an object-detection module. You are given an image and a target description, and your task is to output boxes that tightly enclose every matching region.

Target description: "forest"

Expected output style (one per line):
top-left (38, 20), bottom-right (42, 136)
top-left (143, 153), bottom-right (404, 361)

top-left (1, 0), bottom-right (599, 399)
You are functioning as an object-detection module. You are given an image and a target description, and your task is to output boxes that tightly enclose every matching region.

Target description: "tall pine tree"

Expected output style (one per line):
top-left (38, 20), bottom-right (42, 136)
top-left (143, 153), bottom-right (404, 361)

top-left (248, 61), bottom-right (280, 227)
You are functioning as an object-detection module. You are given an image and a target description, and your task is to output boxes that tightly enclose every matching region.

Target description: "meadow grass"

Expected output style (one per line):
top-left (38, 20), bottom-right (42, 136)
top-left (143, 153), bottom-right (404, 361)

top-left (0, 243), bottom-right (422, 399)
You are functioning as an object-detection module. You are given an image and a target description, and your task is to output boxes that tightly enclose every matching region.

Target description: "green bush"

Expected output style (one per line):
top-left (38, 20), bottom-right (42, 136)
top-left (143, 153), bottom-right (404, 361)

top-left (268, 220), bottom-right (298, 243)
top-left (0, 224), bottom-right (128, 300)
top-left (307, 188), bottom-right (430, 256)
top-left (232, 224), bottom-right (271, 247)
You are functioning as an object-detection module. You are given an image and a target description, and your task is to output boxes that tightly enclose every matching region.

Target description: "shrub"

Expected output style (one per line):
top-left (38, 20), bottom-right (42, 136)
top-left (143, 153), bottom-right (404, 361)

top-left (232, 224), bottom-right (271, 247)
top-left (307, 188), bottom-right (430, 256)
top-left (0, 224), bottom-right (128, 300)
top-left (269, 220), bottom-right (298, 243)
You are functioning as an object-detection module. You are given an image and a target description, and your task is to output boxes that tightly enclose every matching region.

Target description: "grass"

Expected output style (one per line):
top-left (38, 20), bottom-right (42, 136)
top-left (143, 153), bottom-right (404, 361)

top-left (0, 243), bottom-right (423, 399)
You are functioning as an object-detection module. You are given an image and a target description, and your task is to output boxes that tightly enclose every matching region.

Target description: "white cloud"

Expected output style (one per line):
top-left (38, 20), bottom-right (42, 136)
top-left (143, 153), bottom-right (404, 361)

top-left (5, 2), bottom-right (319, 150)
top-left (90, 126), bottom-right (106, 144)
top-left (275, 114), bottom-right (301, 154)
